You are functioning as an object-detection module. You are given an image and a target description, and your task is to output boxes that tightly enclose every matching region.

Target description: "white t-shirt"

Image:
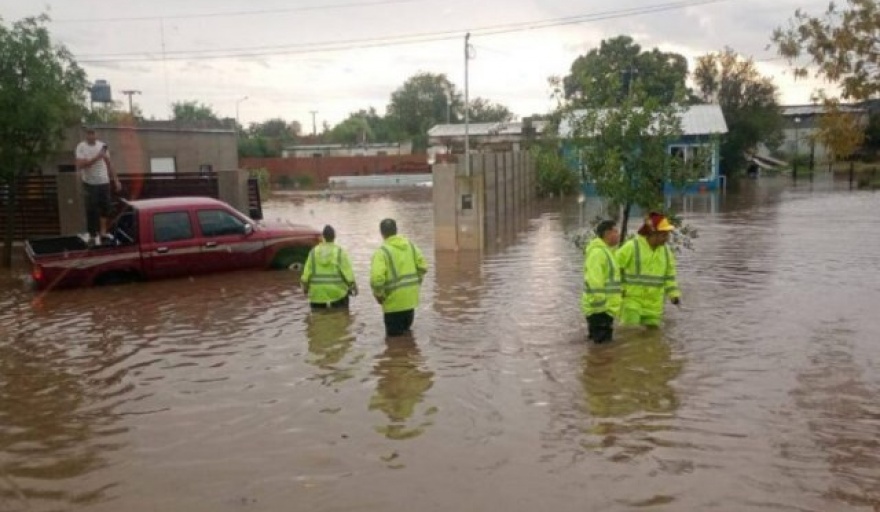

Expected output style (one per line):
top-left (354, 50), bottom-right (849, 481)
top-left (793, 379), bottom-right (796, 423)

top-left (75, 140), bottom-right (110, 185)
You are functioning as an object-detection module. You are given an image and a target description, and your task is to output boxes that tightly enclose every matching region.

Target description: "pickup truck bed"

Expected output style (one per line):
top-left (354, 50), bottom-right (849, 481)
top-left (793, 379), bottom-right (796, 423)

top-left (28, 235), bottom-right (90, 255)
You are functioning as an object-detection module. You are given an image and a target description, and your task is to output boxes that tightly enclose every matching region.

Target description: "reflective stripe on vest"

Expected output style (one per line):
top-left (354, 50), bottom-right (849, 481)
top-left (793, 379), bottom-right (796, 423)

top-left (380, 242), bottom-right (420, 293)
top-left (308, 246), bottom-right (349, 285)
top-left (624, 240), bottom-right (675, 289)
top-left (585, 245), bottom-right (621, 295)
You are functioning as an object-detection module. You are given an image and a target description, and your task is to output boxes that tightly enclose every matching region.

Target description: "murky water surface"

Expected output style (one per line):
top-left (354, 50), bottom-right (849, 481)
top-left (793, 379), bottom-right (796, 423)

top-left (1, 178), bottom-right (878, 511)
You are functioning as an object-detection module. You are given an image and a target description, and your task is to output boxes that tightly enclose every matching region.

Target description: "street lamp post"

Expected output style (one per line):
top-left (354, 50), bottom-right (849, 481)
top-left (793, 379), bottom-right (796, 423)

top-left (793, 116), bottom-right (801, 180)
top-left (235, 96), bottom-right (249, 136)
top-left (464, 32), bottom-right (472, 176)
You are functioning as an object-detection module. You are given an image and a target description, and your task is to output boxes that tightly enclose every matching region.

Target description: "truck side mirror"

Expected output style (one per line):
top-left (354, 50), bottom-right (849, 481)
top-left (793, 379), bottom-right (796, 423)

top-left (243, 223), bottom-right (254, 237)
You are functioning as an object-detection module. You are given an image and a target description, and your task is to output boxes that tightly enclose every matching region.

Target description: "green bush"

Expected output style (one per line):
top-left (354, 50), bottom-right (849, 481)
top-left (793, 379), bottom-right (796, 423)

top-left (534, 147), bottom-right (578, 197)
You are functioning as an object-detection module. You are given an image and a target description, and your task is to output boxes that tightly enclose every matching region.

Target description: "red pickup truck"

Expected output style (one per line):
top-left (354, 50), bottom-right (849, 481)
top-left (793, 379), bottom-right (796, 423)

top-left (26, 197), bottom-right (321, 290)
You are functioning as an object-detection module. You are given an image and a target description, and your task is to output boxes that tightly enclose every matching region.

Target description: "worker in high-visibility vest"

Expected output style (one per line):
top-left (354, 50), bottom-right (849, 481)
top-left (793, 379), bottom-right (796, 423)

top-left (370, 218), bottom-right (428, 337)
top-left (616, 212), bottom-right (681, 327)
top-left (301, 225), bottom-right (358, 310)
top-left (582, 219), bottom-right (622, 343)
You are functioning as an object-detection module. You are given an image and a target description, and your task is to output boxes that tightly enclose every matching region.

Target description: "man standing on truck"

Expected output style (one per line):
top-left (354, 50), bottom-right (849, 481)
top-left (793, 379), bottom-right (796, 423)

top-left (75, 127), bottom-right (121, 246)
top-left (370, 218), bottom-right (428, 337)
top-left (301, 225), bottom-right (358, 310)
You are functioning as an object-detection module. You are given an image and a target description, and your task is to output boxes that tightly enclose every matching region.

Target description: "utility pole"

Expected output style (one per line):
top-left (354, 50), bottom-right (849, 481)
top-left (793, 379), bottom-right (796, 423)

top-left (464, 32), bottom-right (472, 176)
top-left (309, 110), bottom-right (318, 137)
top-left (121, 90), bottom-right (141, 115)
top-left (235, 96), bottom-right (249, 137)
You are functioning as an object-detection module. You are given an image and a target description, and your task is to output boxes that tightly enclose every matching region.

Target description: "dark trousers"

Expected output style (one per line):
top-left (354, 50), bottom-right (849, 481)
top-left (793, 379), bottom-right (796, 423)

top-left (586, 313), bottom-right (614, 343)
top-left (310, 296), bottom-right (349, 311)
top-left (84, 183), bottom-right (112, 237)
top-left (384, 309), bottom-right (414, 337)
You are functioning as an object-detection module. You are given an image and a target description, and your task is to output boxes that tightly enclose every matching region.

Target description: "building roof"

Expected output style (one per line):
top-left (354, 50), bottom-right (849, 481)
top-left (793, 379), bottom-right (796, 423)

top-left (558, 104), bottom-right (728, 138)
top-left (427, 120), bottom-right (549, 138)
top-left (781, 104), bottom-right (866, 117)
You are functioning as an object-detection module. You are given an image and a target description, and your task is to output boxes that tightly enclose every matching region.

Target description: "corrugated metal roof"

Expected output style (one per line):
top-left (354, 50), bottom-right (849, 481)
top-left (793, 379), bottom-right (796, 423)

top-left (427, 120), bottom-right (548, 138)
top-left (781, 104), bottom-right (865, 117)
top-left (558, 104), bottom-right (728, 138)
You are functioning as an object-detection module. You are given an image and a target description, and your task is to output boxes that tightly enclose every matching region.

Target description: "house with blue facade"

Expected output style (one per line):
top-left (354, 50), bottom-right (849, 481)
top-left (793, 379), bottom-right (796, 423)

top-left (558, 104), bottom-right (728, 194)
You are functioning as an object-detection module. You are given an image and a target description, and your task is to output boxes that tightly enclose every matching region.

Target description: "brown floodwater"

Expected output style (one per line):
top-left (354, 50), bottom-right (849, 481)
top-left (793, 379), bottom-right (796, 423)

top-left (1, 177), bottom-right (879, 511)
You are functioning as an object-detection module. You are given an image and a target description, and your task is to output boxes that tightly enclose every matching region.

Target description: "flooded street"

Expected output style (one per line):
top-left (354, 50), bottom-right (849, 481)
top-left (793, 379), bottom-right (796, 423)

top-left (1, 177), bottom-right (879, 511)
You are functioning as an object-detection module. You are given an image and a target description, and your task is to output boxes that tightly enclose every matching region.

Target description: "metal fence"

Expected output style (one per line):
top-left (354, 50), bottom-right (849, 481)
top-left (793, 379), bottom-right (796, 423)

top-left (0, 176), bottom-right (61, 240)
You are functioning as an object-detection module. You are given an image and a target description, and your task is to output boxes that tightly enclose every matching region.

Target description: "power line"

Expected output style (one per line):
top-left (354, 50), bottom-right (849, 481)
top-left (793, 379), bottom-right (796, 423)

top-left (76, 0), bottom-right (730, 63)
top-left (52, 0), bottom-right (432, 23)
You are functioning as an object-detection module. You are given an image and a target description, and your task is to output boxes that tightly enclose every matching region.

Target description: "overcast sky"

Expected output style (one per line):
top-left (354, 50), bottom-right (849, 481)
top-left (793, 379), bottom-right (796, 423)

top-left (5, 0), bottom-right (835, 128)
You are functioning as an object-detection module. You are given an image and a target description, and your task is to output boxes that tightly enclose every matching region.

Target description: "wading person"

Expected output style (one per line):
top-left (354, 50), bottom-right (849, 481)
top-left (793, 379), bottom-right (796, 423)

top-left (617, 212), bottom-right (681, 328)
top-left (582, 220), bottom-right (622, 343)
top-left (75, 127), bottom-right (121, 246)
top-left (301, 225), bottom-right (358, 310)
top-left (370, 218), bottom-right (428, 337)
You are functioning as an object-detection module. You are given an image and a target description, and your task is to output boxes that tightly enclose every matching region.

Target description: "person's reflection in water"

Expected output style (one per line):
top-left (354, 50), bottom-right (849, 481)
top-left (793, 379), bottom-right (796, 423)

top-left (580, 331), bottom-right (683, 460)
top-left (369, 335), bottom-right (436, 440)
top-left (305, 310), bottom-right (357, 386)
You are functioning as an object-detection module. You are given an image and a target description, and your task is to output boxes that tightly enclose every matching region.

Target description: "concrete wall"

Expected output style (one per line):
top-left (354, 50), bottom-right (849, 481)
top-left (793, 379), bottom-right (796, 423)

top-left (54, 169), bottom-right (251, 236)
top-left (42, 124), bottom-right (238, 176)
top-left (433, 151), bottom-right (536, 251)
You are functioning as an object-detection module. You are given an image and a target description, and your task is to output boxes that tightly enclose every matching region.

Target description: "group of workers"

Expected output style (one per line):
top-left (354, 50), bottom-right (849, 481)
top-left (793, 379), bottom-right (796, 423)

top-left (301, 218), bottom-right (428, 338)
top-left (582, 212), bottom-right (681, 343)
top-left (301, 211), bottom-right (681, 343)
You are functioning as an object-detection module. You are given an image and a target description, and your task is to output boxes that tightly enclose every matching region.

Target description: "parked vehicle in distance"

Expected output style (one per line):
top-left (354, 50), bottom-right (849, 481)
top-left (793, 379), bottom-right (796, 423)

top-left (26, 197), bottom-right (320, 290)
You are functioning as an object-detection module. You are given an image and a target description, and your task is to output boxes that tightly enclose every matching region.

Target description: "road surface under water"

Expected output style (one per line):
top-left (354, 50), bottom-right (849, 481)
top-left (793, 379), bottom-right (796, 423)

top-left (0, 177), bottom-right (878, 511)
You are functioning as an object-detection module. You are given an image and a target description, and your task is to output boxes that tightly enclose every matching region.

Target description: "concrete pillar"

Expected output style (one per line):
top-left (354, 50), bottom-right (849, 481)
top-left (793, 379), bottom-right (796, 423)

top-left (432, 163), bottom-right (458, 250)
top-left (56, 172), bottom-right (85, 235)
top-left (455, 154), bottom-right (483, 251)
top-left (217, 169), bottom-right (249, 216)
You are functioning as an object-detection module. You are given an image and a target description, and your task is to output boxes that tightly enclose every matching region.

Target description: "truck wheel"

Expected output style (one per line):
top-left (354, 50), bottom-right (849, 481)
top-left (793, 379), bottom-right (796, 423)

top-left (271, 247), bottom-right (309, 270)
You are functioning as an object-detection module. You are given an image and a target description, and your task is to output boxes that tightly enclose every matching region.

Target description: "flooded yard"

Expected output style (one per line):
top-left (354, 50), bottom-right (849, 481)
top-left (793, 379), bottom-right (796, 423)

top-left (1, 178), bottom-right (879, 511)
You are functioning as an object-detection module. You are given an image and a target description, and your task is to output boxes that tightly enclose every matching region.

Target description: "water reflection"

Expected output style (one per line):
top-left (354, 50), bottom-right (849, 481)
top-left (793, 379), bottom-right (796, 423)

top-left (0, 304), bottom-right (130, 509)
top-left (785, 328), bottom-right (880, 507)
top-left (369, 337), bottom-right (436, 441)
top-left (432, 250), bottom-right (485, 325)
top-left (580, 331), bottom-right (682, 460)
top-left (304, 310), bottom-right (357, 385)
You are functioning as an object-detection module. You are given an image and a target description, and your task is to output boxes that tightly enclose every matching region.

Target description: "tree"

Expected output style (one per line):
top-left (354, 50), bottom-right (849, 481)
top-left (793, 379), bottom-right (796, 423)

top-left (814, 99), bottom-right (865, 183)
top-left (569, 94), bottom-right (696, 240)
top-left (772, 0), bottom-right (880, 101)
top-left (693, 48), bottom-right (784, 174)
top-left (85, 101), bottom-right (142, 124)
top-left (386, 72), bottom-right (462, 150)
top-left (171, 100), bottom-right (220, 123)
top-left (562, 36), bottom-right (691, 108)
top-left (327, 114), bottom-right (374, 145)
top-left (0, 15), bottom-right (86, 267)
top-left (249, 118), bottom-right (300, 140)
top-left (468, 98), bottom-right (514, 123)
top-left (239, 118), bottom-right (303, 157)
top-left (237, 136), bottom-right (274, 158)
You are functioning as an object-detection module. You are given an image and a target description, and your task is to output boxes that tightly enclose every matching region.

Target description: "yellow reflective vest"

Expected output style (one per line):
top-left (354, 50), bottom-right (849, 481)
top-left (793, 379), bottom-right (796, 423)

top-left (616, 235), bottom-right (681, 322)
top-left (370, 235), bottom-right (428, 313)
top-left (581, 237), bottom-right (622, 317)
top-left (301, 242), bottom-right (356, 305)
